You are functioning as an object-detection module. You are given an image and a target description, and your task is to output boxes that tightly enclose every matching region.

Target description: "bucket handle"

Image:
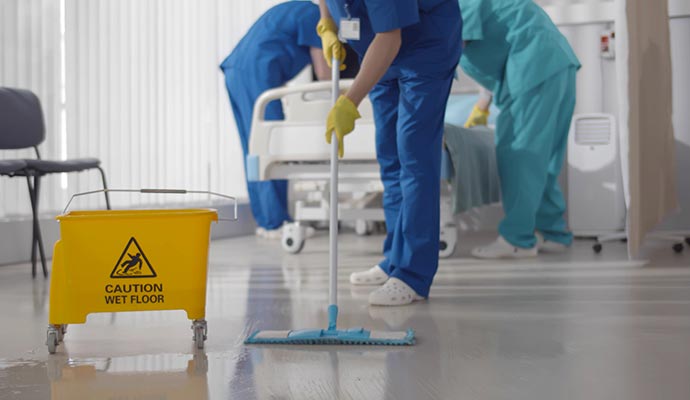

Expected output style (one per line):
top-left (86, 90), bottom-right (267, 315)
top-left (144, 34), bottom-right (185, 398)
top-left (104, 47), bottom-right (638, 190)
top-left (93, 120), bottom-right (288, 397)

top-left (62, 189), bottom-right (238, 221)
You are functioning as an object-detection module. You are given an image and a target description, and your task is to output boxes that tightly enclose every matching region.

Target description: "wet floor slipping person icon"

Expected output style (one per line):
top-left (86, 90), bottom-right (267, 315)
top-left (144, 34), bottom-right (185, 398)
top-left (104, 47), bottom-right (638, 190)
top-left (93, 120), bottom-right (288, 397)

top-left (120, 253), bottom-right (143, 275)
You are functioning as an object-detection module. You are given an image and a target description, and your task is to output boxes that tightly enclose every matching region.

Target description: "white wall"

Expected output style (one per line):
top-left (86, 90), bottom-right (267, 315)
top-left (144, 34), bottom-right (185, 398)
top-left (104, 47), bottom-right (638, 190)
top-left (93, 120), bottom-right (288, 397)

top-left (536, 1), bottom-right (619, 118)
top-left (559, 24), bottom-right (618, 117)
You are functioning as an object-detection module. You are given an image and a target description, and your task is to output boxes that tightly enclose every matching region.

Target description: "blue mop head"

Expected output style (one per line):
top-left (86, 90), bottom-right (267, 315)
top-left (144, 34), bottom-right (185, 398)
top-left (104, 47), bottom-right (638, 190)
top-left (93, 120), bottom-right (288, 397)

top-left (245, 327), bottom-right (415, 346)
top-left (245, 305), bottom-right (415, 346)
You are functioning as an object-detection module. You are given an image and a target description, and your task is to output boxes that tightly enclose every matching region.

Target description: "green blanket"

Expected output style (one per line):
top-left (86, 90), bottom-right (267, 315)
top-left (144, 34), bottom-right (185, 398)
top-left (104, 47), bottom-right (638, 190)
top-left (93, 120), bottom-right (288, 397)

top-left (443, 124), bottom-right (501, 214)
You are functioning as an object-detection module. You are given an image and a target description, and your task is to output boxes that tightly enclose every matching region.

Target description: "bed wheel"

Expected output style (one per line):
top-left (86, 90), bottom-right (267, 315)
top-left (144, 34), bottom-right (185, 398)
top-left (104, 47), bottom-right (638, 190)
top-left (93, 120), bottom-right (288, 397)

top-left (355, 219), bottom-right (373, 236)
top-left (593, 243), bottom-right (603, 254)
top-left (672, 243), bottom-right (684, 254)
top-left (439, 225), bottom-right (457, 258)
top-left (282, 223), bottom-right (306, 254)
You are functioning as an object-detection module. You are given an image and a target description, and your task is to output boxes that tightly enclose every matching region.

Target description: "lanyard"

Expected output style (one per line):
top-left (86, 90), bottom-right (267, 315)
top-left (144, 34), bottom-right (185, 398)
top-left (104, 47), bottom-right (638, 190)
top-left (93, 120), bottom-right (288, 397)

top-left (343, 0), bottom-right (361, 20)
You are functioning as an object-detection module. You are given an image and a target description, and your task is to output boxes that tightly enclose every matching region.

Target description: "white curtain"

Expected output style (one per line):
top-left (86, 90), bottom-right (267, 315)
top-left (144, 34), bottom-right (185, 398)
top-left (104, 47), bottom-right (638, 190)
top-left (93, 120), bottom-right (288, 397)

top-left (63, 0), bottom-right (283, 209)
top-left (1, 0), bottom-right (281, 216)
top-left (0, 0), bottom-right (61, 217)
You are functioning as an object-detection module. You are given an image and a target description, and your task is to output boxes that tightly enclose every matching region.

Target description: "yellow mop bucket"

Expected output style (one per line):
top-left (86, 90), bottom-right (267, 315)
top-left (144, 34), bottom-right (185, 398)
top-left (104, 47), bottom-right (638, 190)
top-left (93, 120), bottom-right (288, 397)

top-left (46, 189), bottom-right (237, 354)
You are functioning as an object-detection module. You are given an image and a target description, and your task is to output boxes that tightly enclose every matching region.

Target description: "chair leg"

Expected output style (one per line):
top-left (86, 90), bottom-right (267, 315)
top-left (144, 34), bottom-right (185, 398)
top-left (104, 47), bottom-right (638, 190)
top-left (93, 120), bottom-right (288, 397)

top-left (26, 176), bottom-right (48, 278)
top-left (33, 177), bottom-right (48, 278)
top-left (97, 167), bottom-right (111, 210)
top-left (25, 176), bottom-right (38, 278)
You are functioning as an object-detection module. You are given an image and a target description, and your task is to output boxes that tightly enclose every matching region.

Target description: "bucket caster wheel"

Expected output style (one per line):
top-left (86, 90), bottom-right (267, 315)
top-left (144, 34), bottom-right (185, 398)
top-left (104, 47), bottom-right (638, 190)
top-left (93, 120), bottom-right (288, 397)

top-left (192, 319), bottom-right (207, 350)
top-left (46, 326), bottom-right (59, 354)
top-left (593, 243), bottom-right (603, 254)
top-left (439, 225), bottom-right (457, 259)
top-left (282, 223), bottom-right (306, 254)
top-left (56, 324), bottom-right (67, 343)
top-left (672, 243), bottom-right (684, 254)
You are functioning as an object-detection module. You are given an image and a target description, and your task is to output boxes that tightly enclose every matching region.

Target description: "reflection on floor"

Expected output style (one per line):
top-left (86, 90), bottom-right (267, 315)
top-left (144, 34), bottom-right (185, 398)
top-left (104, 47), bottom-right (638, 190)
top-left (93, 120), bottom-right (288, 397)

top-left (0, 232), bottom-right (689, 400)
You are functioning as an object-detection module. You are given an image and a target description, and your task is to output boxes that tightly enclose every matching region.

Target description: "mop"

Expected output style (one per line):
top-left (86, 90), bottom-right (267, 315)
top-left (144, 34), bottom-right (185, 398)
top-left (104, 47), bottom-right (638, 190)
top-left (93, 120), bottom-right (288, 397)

top-left (244, 59), bottom-right (415, 346)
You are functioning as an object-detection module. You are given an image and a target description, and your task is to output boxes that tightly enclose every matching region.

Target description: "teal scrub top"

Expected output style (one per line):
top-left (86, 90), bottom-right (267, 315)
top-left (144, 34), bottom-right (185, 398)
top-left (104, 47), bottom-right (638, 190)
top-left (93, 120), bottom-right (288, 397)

top-left (458, 0), bottom-right (580, 105)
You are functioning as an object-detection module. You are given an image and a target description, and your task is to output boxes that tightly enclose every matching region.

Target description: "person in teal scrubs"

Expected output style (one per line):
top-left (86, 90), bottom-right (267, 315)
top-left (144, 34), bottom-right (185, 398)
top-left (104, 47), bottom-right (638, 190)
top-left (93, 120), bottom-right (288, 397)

top-left (458, 0), bottom-right (581, 259)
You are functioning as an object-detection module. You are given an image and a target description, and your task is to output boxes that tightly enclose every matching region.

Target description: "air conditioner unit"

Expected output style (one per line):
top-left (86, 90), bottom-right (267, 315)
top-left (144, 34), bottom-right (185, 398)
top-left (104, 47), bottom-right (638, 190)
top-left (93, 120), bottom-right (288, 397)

top-left (567, 113), bottom-right (626, 236)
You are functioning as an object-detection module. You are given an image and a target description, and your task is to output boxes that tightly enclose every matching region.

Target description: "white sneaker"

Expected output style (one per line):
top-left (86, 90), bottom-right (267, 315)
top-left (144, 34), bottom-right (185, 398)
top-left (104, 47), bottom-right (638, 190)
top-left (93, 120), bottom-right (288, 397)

top-left (255, 227), bottom-right (282, 239)
top-left (263, 228), bottom-right (282, 240)
top-left (369, 278), bottom-right (424, 306)
top-left (350, 265), bottom-right (388, 286)
top-left (535, 232), bottom-right (569, 253)
top-left (471, 236), bottom-right (538, 259)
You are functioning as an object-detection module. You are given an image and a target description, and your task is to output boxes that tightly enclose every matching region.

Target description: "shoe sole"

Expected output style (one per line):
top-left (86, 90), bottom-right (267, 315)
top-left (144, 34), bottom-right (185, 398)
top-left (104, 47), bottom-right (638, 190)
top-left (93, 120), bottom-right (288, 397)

top-left (350, 278), bottom-right (387, 286)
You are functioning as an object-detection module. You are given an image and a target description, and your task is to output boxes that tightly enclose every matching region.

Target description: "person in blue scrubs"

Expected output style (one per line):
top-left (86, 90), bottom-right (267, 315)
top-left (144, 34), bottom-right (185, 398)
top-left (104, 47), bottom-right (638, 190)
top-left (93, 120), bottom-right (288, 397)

top-left (220, 1), bottom-right (329, 237)
top-left (317, 0), bottom-right (462, 305)
top-left (457, 0), bottom-right (581, 259)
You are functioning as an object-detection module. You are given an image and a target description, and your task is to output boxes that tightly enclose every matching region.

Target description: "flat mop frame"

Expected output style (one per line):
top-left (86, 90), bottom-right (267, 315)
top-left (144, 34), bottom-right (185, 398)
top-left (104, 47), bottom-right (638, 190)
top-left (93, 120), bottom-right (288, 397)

top-left (245, 58), bottom-right (415, 346)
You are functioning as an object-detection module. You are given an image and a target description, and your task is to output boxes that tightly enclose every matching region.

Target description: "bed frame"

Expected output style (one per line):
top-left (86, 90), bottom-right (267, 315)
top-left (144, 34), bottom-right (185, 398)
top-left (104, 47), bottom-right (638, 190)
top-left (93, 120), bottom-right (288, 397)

top-left (247, 80), bottom-right (458, 257)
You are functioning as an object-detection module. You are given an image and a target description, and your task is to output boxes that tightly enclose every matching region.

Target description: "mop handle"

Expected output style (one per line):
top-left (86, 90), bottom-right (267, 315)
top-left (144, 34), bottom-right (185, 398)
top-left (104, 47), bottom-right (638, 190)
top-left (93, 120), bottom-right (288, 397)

top-left (328, 57), bottom-right (340, 326)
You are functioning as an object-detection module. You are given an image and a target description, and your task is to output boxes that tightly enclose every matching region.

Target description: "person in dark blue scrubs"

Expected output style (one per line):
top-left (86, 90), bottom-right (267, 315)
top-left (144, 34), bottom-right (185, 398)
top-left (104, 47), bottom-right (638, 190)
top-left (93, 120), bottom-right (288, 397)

top-left (220, 1), bottom-right (328, 237)
top-left (317, 0), bottom-right (462, 305)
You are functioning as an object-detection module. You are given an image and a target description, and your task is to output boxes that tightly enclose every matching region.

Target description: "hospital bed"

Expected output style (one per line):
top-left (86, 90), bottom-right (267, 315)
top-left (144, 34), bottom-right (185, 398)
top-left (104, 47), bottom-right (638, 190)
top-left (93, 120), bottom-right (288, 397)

top-left (247, 78), bottom-right (499, 257)
top-left (246, 79), bottom-right (394, 253)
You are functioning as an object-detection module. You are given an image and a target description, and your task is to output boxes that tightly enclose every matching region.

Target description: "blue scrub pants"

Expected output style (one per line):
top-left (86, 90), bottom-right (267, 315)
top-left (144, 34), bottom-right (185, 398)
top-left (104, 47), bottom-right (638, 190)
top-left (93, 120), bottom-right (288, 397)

top-left (223, 68), bottom-right (291, 230)
top-left (369, 67), bottom-right (455, 298)
top-left (496, 67), bottom-right (577, 249)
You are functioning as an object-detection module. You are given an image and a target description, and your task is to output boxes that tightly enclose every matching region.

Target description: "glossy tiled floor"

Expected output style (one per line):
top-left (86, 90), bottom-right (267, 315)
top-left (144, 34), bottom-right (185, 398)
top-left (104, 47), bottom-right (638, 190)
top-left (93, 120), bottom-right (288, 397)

top-left (1, 232), bottom-right (689, 399)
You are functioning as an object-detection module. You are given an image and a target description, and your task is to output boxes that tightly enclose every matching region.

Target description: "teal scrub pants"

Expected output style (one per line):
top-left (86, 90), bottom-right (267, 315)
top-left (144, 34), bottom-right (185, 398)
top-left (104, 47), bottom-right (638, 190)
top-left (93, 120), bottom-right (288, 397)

top-left (496, 67), bottom-right (577, 249)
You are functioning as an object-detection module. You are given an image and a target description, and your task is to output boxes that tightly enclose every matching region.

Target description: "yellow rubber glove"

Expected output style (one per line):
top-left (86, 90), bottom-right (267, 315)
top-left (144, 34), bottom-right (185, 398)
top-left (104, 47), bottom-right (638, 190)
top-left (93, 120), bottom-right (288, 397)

top-left (326, 95), bottom-right (361, 158)
top-left (464, 105), bottom-right (490, 128)
top-left (317, 18), bottom-right (346, 71)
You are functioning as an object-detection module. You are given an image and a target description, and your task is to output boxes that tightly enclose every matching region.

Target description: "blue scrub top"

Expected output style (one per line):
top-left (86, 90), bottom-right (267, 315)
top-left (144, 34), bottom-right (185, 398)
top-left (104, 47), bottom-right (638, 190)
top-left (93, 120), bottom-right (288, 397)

top-left (458, 0), bottom-right (580, 105)
top-left (220, 2), bottom-right (322, 82)
top-left (325, 0), bottom-right (462, 76)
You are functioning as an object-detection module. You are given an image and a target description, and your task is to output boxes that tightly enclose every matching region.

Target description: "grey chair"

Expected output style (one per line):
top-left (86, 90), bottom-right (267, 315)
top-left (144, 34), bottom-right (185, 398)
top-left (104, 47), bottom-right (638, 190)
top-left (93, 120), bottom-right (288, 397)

top-left (0, 160), bottom-right (28, 175)
top-left (0, 87), bottom-right (110, 278)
